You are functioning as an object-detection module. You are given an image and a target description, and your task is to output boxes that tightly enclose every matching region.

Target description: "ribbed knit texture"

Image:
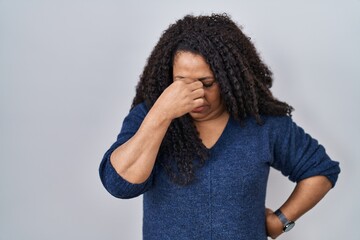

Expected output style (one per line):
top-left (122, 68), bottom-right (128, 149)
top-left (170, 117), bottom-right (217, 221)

top-left (99, 102), bottom-right (340, 240)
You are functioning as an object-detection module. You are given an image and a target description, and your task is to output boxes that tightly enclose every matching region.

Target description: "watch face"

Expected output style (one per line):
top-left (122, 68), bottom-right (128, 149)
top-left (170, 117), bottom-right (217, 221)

top-left (283, 221), bottom-right (295, 232)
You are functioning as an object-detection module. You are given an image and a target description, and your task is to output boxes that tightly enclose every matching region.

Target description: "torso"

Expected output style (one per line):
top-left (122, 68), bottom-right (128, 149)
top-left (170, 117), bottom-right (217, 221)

top-left (144, 115), bottom-right (271, 240)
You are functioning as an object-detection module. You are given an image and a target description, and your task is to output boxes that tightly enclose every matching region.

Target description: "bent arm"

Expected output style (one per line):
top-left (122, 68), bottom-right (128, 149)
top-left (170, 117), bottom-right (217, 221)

top-left (100, 79), bottom-right (205, 198)
top-left (99, 103), bottom-right (171, 198)
top-left (266, 116), bottom-right (340, 238)
top-left (266, 175), bottom-right (332, 238)
top-left (110, 104), bottom-right (171, 184)
top-left (110, 79), bottom-right (205, 184)
top-left (99, 103), bottom-right (163, 199)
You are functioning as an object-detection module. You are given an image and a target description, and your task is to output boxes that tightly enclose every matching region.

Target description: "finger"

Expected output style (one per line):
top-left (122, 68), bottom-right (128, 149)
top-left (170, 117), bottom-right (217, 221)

top-left (177, 77), bottom-right (195, 84)
top-left (192, 98), bottom-right (205, 108)
top-left (188, 81), bottom-right (204, 91)
top-left (190, 88), bottom-right (205, 99)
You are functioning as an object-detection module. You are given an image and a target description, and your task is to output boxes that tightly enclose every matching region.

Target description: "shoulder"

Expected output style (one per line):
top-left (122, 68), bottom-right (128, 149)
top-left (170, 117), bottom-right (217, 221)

top-left (260, 115), bottom-right (294, 129)
top-left (240, 115), bottom-right (294, 131)
top-left (261, 115), bottom-right (299, 140)
top-left (130, 102), bottom-right (149, 115)
top-left (120, 102), bottom-right (150, 129)
top-left (235, 115), bottom-right (297, 143)
top-left (126, 102), bottom-right (150, 120)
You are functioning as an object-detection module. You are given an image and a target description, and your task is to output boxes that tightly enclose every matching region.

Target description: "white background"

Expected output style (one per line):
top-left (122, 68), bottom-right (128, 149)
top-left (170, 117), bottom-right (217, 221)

top-left (1, 0), bottom-right (359, 239)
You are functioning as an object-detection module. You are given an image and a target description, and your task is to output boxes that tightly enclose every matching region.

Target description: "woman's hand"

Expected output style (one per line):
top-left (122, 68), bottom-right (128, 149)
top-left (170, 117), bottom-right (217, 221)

top-left (265, 208), bottom-right (283, 239)
top-left (154, 78), bottom-right (205, 120)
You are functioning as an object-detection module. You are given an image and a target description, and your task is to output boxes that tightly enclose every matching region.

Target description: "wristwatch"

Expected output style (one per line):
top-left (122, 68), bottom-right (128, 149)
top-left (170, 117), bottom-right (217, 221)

top-left (274, 209), bottom-right (295, 232)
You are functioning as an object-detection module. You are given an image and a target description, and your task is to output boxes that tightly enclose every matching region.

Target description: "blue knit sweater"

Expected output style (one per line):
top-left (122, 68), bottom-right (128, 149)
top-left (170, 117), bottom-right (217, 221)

top-left (99, 103), bottom-right (340, 240)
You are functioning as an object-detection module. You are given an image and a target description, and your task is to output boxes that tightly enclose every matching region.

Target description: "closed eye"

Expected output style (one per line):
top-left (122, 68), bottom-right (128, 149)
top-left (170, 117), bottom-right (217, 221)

top-left (202, 81), bottom-right (216, 88)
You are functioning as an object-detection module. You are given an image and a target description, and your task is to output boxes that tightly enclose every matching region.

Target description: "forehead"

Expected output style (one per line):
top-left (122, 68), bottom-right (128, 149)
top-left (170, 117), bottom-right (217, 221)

top-left (173, 51), bottom-right (213, 76)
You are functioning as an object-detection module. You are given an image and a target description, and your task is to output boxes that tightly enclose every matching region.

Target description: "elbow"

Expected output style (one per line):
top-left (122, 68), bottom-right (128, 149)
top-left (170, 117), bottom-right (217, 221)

top-left (117, 167), bottom-right (153, 185)
top-left (100, 173), bottom-right (145, 199)
top-left (99, 149), bottom-right (154, 199)
top-left (110, 151), bottom-right (153, 185)
top-left (291, 155), bottom-right (341, 188)
top-left (99, 162), bottom-right (153, 199)
top-left (325, 172), bottom-right (340, 188)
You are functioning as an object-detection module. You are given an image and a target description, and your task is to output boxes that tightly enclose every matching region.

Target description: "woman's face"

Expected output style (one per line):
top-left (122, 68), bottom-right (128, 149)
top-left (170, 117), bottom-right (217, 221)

top-left (173, 51), bottom-right (226, 122)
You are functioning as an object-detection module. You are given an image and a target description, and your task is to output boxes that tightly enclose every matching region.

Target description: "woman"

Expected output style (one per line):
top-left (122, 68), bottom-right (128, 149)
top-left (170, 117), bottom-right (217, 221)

top-left (99, 13), bottom-right (340, 239)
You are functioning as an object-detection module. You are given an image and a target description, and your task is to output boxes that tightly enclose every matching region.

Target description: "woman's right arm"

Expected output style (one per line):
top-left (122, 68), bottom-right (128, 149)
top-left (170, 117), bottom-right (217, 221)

top-left (109, 104), bottom-right (171, 184)
top-left (108, 79), bottom-right (205, 184)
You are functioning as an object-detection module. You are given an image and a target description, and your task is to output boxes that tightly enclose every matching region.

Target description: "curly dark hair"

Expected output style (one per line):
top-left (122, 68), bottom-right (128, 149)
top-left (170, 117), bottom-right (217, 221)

top-left (131, 13), bottom-right (293, 185)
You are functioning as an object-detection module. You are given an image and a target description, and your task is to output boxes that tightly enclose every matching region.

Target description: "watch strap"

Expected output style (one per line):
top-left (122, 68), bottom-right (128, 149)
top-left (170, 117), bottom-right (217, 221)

top-left (274, 209), bottom-right (288, 225)
top-left (274, 209), bottom-right (295, 232)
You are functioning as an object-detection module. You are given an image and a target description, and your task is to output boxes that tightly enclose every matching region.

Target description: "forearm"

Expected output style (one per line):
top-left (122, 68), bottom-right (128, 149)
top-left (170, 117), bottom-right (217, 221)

top-left (279, 175), bottom-right (332, 221)
top-left (267, 175), bottom-right (333, 238)
top-left (110, 104), bottom-right (172, 184)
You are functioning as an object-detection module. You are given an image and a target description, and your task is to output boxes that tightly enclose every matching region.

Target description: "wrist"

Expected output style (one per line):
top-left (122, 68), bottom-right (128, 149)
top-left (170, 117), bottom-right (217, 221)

top-left (265, 208), bottom-right (283, 239)
top-left (147, 104), bottom-right (173, 127)
top-left (152, 100), bottom-right (176, 121)
top-left (274, 209), bottom-right (296, 233)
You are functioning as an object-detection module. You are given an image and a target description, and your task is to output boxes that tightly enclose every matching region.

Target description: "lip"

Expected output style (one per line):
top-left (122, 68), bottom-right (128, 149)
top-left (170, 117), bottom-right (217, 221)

top-left (191, 106), bottom-right (206, 113)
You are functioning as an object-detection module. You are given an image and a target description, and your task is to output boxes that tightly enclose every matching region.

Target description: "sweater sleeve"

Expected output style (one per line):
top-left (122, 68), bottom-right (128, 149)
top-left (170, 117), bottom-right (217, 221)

top-left (99, 103), bottom-right (154, 199)
top-left (271, 116), bottom-right (340, 187)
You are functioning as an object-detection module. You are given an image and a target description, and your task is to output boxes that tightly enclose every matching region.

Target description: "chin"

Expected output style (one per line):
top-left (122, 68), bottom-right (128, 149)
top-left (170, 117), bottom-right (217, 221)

top-left (189, 112), bottom-right (211, 121)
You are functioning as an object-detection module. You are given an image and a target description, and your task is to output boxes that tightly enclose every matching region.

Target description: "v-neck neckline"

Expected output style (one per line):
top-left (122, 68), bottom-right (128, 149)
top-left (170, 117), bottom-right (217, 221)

top-left (203, 115), bottom-right (231, 151)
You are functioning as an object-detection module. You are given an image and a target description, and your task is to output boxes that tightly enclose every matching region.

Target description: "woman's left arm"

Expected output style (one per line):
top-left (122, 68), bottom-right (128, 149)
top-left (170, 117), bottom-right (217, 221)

top-left (266, 175), bottom-right (333, 239)
top-left (267, 116), bottom-right (340, 239)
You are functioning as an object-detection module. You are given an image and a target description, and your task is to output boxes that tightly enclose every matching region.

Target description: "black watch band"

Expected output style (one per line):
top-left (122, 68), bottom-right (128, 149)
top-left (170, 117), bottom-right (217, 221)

top-left (274, 209), bottom-right (295, 233)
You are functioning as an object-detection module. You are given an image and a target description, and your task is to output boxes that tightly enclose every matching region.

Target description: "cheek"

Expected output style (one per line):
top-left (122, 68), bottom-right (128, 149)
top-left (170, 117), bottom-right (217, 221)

top-left (206, 88), bottom-right (222, 105)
